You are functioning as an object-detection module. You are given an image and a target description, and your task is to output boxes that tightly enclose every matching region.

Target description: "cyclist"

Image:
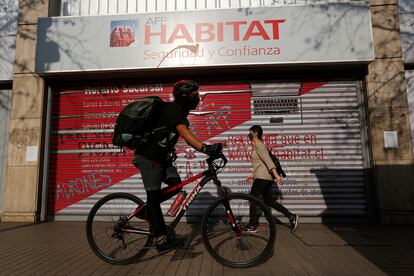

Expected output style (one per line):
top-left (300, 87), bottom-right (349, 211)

top-left (133, 80), bottom-right (220, 253)
top-left (245, 125), bottom-right (299, 232)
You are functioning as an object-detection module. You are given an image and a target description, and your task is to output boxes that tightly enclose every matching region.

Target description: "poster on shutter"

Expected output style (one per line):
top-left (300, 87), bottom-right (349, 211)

top-left (49, 81), bottom-right (367, 218)
top-left (48, 82), bottom-right (251, 214)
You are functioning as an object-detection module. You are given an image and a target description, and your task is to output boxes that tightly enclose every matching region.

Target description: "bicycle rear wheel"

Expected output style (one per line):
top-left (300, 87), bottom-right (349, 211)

top-left (86, 193), bottom-right (153, 265)
top-left (201, 193), bottom-right (275, 268)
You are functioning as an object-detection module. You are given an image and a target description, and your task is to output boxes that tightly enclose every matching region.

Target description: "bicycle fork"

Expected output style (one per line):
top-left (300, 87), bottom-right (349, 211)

top-left (222, 199), bottom-right (243, 237)
top-left (216, 179), bottom-right (243, 238)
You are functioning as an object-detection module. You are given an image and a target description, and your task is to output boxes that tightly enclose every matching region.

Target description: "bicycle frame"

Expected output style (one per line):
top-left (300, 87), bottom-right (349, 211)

top-left (86, 152), bottom-right (276, 268)
top-left (126, 155), bottom-right (232, 233)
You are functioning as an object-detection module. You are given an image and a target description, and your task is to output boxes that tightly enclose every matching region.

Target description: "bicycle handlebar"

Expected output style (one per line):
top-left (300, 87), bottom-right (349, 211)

top-left (206, 151), bottom-right (227, 172)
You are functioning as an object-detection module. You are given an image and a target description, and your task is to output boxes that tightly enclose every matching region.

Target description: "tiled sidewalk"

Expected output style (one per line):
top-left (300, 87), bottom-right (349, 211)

top-left (0, 222), bottom-right (413, 275)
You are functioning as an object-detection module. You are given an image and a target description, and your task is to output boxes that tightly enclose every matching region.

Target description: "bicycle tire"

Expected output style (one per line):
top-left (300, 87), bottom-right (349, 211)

top-left (86, 193), bottom-right (153, 265)
top-left (201, 193), bottom-right (276, 268)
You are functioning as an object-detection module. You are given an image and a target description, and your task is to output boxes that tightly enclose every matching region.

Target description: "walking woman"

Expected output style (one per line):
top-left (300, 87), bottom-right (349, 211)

top-left (245, 125), bottom-right (299, 232)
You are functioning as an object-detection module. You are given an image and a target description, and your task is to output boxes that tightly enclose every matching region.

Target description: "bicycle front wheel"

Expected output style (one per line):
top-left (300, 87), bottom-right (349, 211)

top-left (201, 193), bottom-right (276, 268)
top-left (86, 193), bottom-right (153, 265)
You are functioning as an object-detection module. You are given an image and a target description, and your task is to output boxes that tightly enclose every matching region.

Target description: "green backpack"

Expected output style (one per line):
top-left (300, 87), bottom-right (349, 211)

top-left (112, 96), bottom-right (166, 149)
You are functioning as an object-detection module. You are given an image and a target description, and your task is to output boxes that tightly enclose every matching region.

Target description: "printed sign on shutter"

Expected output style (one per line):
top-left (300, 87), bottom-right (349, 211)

top-left (48, 82), bottom-right (251, 214)
top-left (49, 80), bottom-right (367, 218)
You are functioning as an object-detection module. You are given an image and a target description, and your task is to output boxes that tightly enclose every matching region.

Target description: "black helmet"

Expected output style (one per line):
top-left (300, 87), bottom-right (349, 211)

top-left (173, 80), bottom-right (199, 97)
top-left (173, 80), bottom-right (200, 110)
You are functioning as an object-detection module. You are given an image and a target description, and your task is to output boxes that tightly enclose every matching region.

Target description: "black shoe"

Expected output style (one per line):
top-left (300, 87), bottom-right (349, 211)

top-left (243, 224), bottom-right (257, 233)
top-left (290, 214), bottom-right (299, 233)
top-left (155, 235), bottom-right (180, 254)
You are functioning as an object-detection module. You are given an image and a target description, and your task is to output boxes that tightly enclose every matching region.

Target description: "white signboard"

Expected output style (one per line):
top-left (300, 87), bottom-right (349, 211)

top-left (26, 146), bottom-right (39, 162)
top-left (384, 131), bottom-right (399, 149)
top-left (36, 3), bottom-right (374, 73)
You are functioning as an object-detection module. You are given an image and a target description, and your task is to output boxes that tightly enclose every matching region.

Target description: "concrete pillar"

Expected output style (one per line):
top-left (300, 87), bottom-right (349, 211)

top-left (0, 0), bottom-right (49, 222)
top-left (367, 0), bottom-right (414, 224)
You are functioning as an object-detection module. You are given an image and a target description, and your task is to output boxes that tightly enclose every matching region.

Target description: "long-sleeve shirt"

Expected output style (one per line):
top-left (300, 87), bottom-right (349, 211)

top-left (251, 141), bottom-right (275, 181)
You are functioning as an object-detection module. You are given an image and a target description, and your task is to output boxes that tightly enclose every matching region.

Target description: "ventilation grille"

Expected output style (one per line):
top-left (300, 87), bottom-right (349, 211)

top-left (253, 97), bottom-right (299, 115)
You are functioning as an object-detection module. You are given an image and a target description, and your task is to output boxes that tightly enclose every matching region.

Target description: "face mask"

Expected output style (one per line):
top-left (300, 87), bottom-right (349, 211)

top-left (248, 133), bottom-right (255, 141)
top-left (175, 94), bottom-right (200, 110)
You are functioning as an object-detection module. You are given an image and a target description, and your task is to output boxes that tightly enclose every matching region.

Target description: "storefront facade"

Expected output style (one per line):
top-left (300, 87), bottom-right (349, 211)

top-left (1, 0), bottom-right (413, 224)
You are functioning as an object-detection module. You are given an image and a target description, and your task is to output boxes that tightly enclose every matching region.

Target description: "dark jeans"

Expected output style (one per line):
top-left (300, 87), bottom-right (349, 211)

top-left (249, 178), bottom-right (292, 227)
top-left (133, 154), bottom-right (182, 237)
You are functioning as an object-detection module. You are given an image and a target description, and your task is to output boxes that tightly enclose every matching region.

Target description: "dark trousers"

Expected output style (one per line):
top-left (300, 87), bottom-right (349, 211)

top-left (133, 154), bottom-right (182, 237)
top-left (249, 178), bottom-right (292, 227)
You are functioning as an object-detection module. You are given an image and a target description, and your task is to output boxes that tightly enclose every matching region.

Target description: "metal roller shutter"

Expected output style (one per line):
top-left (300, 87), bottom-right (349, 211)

top-left (48, 80), bottom-right (367, 220)
top-left (248, 81), bottom-right (367, 217)
top-left (0, 89), bottom-right (12, 213)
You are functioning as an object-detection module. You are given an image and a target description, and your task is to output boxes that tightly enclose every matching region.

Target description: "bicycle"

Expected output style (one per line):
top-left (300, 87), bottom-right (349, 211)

top-left (86, 151), bottom-right (276, 268)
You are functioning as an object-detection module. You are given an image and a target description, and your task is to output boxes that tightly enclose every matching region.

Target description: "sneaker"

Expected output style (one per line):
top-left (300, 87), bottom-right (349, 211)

top-left (244, 224), bottom-right (257, 233)
top-left (290, 214), bottom-right (299, 233)
top-left (155, 235), bottom-right (180, 254)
